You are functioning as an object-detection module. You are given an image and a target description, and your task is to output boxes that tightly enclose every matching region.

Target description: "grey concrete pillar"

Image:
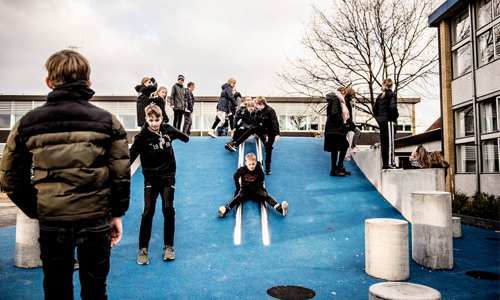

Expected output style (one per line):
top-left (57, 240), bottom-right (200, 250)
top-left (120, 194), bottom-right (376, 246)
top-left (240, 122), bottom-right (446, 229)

top-left (411, 191), bottom-right (453, 270)
top-left (365, 218), bottom-right (409, 281)
top-left (369, 282), bottom-right (441, 300)
top-left (452, 217), bottom-right (462, 238)
top-left (15, 208), bottom-right (42, 268)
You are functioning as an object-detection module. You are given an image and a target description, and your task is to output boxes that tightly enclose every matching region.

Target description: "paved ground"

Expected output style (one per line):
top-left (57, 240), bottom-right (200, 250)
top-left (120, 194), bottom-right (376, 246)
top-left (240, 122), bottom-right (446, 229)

top-left (0, 193), bottom-right (17, 228)
top-left (0, 137), bottom-right (499, 299)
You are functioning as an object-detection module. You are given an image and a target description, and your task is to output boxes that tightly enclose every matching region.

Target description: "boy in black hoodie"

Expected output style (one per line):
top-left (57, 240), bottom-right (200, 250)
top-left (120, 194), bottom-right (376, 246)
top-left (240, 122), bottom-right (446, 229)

top-left (218, 153), bottom-right (288, 218)
top-left (130, 103), bottom-right (189, 265)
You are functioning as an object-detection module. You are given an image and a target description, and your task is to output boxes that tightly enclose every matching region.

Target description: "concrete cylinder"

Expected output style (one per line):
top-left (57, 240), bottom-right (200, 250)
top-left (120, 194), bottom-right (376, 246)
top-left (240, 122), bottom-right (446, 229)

top-left (369, 282), bottom-right (441, 300)
top-left (411, 191), bottom-right (453, 270)
top-left (365, 218), bottom-right (409, 281)
top-left (15, 208), bottom-right (42, 268)
top-left (452, 217), bottom-right (462, 238)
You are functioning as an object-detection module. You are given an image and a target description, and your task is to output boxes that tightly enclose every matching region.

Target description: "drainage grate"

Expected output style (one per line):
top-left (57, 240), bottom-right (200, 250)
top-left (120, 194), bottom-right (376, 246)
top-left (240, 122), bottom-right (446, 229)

top-left (466, 271), bottom-right (500, 280)
top-left (267, 286), bottom-right (316, 300)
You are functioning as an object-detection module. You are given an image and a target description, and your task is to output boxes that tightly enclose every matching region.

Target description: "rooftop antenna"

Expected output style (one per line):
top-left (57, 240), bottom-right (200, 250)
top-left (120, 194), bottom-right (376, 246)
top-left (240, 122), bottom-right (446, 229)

top-left (67, 34), bottom-right (84, 52)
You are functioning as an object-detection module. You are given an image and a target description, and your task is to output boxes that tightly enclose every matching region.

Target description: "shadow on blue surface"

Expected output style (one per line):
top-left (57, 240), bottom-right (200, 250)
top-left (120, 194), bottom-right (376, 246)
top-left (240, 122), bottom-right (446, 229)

top-left (0, 137), bottom-right (499, 299)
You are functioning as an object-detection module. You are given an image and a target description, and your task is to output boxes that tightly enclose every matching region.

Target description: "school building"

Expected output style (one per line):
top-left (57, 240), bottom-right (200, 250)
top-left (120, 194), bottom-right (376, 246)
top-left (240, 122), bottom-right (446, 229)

top-left (429, 0), bottom-right (500, 196)
top-left (0, 95), bottom-right (419, 146)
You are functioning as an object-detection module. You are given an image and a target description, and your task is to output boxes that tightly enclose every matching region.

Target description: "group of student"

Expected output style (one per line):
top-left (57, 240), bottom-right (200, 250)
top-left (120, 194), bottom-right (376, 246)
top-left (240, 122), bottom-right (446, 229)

top-left (135, 74), bottom-right (196, 136)
top-left (0, 49), bottom-right (450, 300)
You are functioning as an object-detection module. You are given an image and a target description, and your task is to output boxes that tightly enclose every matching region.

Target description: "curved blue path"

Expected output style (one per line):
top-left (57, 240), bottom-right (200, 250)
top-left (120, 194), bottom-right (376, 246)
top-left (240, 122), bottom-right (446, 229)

top-left (1, 137), bottom-right (499, 299)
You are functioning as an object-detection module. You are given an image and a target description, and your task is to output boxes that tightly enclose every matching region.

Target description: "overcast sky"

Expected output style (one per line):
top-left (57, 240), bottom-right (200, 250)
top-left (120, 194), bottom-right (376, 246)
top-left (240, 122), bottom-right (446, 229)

top-left (0, 0), bottom-right (442, 133)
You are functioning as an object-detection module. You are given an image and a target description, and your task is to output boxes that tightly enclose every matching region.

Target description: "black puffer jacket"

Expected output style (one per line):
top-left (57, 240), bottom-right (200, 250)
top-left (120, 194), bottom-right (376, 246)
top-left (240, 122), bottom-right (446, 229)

top-left (234, 107), bottom-right (258, 129)
top-left (0, 81), bottom-right (130, 221)
top-left (257, 105), bottom-right (280, 136)
top-left (217, 83), bottom-right (238, 114)
top-left (373, 89), bottom-right (399, 122)
top-left (170, 83), bottom-right (186, 111)
top-left (185, 88), bottom-right (195, 113)
top-left (136, 84), bottom-right (157, 127)
top-left (324, 92), bottom-right (345, 136)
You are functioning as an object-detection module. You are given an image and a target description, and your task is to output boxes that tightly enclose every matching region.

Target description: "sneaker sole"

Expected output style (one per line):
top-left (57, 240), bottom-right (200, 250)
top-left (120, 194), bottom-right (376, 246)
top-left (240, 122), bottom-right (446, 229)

top-left (218, 206), bottom-right (226, 218)
top-left (208, 134), bottom-right (217, 138)
top-left (164, 257), bottom-right (175, 261)
top-left (137, 260), bottom-right (149, 265)
top-left (281, 201), bottom-right (288, 216)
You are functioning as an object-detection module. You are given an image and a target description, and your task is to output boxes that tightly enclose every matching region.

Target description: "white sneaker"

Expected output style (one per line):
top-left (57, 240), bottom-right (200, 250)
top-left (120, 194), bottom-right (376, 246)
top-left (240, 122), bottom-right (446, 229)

top-left (281, 201), bottom-right (288, 216)
top-left (218, 206), bottom-right (226, 218)
top-left (208, 129), bottom-right (217, 138)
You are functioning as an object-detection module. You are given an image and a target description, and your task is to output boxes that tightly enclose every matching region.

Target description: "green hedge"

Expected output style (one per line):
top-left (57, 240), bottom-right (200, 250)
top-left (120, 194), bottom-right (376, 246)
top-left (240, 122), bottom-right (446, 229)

top-left (453, 192), bottom-right (500, 221)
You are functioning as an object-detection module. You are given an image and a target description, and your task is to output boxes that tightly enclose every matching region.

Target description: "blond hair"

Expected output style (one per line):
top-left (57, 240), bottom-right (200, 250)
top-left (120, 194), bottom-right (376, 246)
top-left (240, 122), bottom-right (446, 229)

top-left (417, 146), bottom-right (431, 168)
top-left (345, 88), bottom-right (356, 98)
top-left (337, 87), bottom-right (346, 95)
top-left (245, 153), bottom-right (256, 161)
top-left (150, 86), bottom-right (167, 99)
top-left (254, 96), bottom-right (267, 105)
top-left (228, 78), bottom-right (236, 84)
top-left (145, 103), bottom-right (162, 118)
top-left (187, 82), bottom-right (195, 88)
top-left (246, 101), bottom-right (255, 108)
top-left (430, 151), bottom-right (447, 167)
top-left (381, 78), bottom-right (393, 93)
top-left (45, 50), bottom-right (91, 87)
top-left (141, 77), bottom-right (150, 85)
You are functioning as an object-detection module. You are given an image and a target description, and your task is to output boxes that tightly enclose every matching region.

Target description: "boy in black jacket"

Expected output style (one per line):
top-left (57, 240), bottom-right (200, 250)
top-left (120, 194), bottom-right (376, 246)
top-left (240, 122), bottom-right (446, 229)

top-left (225, 96), bottom-right (280, 175)
top-left (130, 103), bottom-right (189, 265)
top-left (218, 153), bottom-right (288, 217)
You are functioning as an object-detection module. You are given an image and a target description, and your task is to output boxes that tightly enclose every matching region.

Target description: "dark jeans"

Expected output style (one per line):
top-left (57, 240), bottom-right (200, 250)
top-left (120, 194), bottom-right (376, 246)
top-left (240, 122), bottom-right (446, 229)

top-left (39, 216), bottom-right (111, 300)
top-left (233, 126), bottom-right (274, 168)
top-left (139, 175), bottom-right (175, 248)
top-left (379, 121), bottom-right (395, 166)
top-left (173, 110), bottom-right (183, 130)
top-left (226, 188), bottom-right (278, 210)
top-left (182, 111), bottom-right (192, 136)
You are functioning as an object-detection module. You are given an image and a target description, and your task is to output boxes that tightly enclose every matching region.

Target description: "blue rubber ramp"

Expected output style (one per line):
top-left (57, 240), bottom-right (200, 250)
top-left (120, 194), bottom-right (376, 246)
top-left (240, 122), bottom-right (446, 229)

top-left (0, 137), bottom-right (499, 299)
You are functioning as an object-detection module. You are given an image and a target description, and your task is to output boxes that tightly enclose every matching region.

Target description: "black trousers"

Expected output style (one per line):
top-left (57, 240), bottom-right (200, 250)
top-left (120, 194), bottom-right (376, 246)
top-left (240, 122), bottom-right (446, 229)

top-left (233, 126), bottom-right (274, 168)
top-left (173, 110), bottom-right (183, 130)
top-left (226, 188), bottom-right (278, 210)
top-left (39, 216), bottom-right (111, 300)
top-left (379, 121), bottom-right (395, 167)
top-left (139, 176), bottom-right (175, 248)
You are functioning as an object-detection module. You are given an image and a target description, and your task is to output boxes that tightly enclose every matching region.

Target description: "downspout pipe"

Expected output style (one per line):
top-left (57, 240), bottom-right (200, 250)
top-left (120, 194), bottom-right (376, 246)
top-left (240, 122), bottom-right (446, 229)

top-left (469, 4), bottom-right (481, 193)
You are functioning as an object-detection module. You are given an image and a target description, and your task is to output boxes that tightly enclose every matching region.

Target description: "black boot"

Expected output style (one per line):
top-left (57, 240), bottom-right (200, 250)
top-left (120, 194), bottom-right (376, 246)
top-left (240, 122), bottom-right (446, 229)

top-left (338, 167), bottom-right (351, 175)
top-left (330, 167), bottom-right (345, 177)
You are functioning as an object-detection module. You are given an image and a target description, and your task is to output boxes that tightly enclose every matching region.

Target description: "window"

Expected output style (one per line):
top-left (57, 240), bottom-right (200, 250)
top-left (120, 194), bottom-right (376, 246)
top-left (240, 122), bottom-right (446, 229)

top-left (482, 139), bottom-right (499, 172)
top-left (456, 143), bottom-right (476, 173)
top-left (455, 105), bottom-right (475, 138)
top-left (279, 116), bottom-right (286, 131)
top-left (287, 116), bottom-right (307, 130)
top-left (116, 115), bottom-right (137, 130)
top-left (479, 99), bottom-right (498, 133)
top-left (452, 44), bottom-right (472, 78)
top-left (495, 0), bottom-right (500, 18)
top-left (495, 25), bottom-right (500, 60)
top-left (308, 116), bottom-right (320, 131)
top-left (193, 115), bottom-right (201, 130)
top-left (477, 0), bottom-right (492, 28)
top-left (452, 10), bottom-right (470, 44)
top-left (0, 115), bottom-right (10, 129)
top-left (477, 30), bottom-right (495, 67)
top-left (396, 116), bottom-right (412, 132)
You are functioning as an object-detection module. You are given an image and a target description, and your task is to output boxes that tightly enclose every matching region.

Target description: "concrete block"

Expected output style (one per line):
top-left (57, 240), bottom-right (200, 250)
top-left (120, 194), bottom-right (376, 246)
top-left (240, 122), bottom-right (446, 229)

top-left (381, 169), bottom-right (445, 222)
top-left (452, 217), bottom-right (462, 238)
top-left (15, 208), bottom-right (42, 268)
top-left (365, 218), bottom-right (409, 281)
top-left (411, 192), bottom-right (453, 270)
top-left (369, 282), bottom-right (441, 300)
top-left (351, 148), bottom-right (382, 192)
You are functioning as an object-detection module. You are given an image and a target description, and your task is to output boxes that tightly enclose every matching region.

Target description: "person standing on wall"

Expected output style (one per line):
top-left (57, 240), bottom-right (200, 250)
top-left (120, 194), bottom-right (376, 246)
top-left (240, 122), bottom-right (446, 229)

top-left (170, 75), bottom-right (187, 130)
top-left (373, 78), bottom-right (399, 169)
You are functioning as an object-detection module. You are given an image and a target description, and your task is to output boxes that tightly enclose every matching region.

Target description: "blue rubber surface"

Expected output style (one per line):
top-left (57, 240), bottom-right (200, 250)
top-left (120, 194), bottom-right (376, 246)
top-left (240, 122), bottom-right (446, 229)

top-left (1, 137), bottom-right (499, 299)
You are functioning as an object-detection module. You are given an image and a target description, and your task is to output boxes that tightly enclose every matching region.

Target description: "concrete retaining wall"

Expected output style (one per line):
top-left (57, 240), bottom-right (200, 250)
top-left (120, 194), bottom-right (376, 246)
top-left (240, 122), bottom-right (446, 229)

top-left (352, 149), bottom-right (446, 223)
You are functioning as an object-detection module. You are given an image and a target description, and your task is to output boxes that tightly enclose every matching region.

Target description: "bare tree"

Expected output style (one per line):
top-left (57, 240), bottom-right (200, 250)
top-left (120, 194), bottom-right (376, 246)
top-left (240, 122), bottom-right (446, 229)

top-left (278, 0), bottom-right (439, 125)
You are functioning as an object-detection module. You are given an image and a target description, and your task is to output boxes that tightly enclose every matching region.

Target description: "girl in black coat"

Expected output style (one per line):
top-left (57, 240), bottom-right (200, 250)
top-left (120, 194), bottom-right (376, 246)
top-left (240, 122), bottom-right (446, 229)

top-left (135, 77), bottom-right (158, 128)
top-left (149, 87), bottom-right (169, 124)
top-left (373, 78), bottom-right (399, 169)
top-left (324, 87), bottom-right (350, 177)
